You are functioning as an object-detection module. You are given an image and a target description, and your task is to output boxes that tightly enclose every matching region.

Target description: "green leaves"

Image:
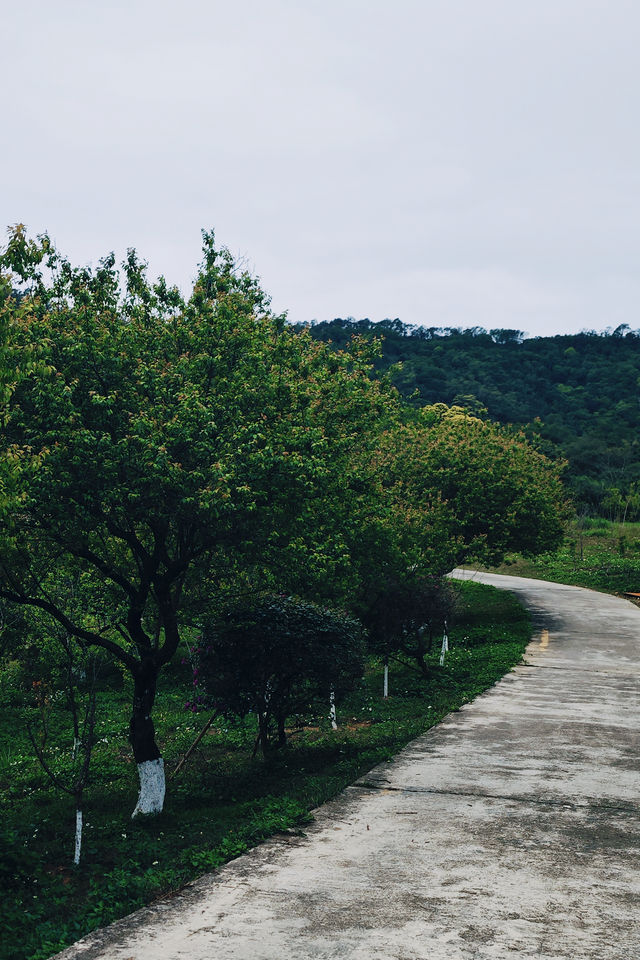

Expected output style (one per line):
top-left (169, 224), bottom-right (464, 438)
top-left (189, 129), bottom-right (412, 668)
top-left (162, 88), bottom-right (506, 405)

top-left (0, 227), bottom-right (400, 663)
top-left (368, 403), bottom-right (567, 576)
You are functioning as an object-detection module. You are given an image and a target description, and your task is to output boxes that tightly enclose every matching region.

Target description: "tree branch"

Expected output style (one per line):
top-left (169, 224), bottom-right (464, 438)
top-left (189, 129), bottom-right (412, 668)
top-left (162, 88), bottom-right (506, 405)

top-left (33, 521), bottom-right (138, 600)
top-left (0, 582), bottom-right (137, 670)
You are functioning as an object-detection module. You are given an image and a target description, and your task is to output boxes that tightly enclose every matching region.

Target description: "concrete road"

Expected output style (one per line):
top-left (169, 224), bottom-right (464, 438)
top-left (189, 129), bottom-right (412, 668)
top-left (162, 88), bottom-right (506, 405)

top-left (55, 572), bottom-right (640, 960)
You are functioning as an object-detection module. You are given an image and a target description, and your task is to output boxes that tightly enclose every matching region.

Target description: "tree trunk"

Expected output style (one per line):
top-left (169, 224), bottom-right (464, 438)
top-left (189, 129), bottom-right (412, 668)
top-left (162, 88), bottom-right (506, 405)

top-left (329, 687), bottom-right (338, 730)
top-left (73, 807), bottom-right (83, 866)
top-left (415, 630), bottom-right (433, 677)
top-left (129, 661), bottom-right (165, 817)
top-left (414, 652), bottom-right (433, 678)
top-left (276, 714), bottom-right (287, 748)
top-left (439, 628), bottom-right (449, 667)
top-left (258, 711), bottom-right (270, 757)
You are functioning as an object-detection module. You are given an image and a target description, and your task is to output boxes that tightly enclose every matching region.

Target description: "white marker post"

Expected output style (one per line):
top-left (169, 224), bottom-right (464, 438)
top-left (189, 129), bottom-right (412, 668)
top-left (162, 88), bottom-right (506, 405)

top-left (383, 660), bottom-right (389, 699)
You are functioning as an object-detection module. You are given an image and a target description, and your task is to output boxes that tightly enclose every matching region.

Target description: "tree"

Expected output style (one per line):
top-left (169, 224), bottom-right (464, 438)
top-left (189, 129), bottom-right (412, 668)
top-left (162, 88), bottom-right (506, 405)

top-left (26, 630), bottom-right (100, 866)
top-left (196, 593), bottom-right (364, 756)
top-left (361, 572), bottom-right (456, 678)
top-left (0, 226), bottom-right (398, 815)
top-left (349, 404), bottom-right (565, 690)
top-left (372, 404), bottom-right (568, 570)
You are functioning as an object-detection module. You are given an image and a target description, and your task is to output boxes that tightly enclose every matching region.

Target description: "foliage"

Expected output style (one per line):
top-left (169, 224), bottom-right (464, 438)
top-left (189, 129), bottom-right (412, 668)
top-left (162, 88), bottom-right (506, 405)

top-left (196, 593), bottom-right (364, 755)
top-left (0, 226), bottom-right (398, 790)
top-left (373, 403), bottom-right (568, 569)
top-left (360, 572), bottom-right (456, 675)
top-left (304, 318), bottom-right (640, 517)
top-left (0, 581), bottom-right (529, 960)
top-left (348, 404), bottom-right (565, 670)
top-left (494, 519), bottom-right (640, 594)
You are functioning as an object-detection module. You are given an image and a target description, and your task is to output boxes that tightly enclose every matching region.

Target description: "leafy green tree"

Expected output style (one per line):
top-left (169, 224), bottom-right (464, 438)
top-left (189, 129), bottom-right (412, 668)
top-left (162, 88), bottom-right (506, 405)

top-left (0, 226), bottom-right (398, 815)
top-left (602, 482), bottom-right (640, 524)
top-left (373, 404), bottom-right (568, 569)
top-left (197, 593), bottom-right (364, 756)
top-left (351, 404), bottom-right (566, 687)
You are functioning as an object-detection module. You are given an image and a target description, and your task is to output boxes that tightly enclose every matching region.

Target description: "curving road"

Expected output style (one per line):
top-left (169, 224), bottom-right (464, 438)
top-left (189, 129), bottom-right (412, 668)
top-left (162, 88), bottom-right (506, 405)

top-left (55, 572), bottom-right (640, 960)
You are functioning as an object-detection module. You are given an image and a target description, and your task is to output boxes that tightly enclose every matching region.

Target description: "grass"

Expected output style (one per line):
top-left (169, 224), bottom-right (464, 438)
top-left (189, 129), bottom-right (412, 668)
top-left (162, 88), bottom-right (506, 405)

top-left (0, 580), bottom-right (531, 960)
top-left (492, 519), bottom-right (640, 595)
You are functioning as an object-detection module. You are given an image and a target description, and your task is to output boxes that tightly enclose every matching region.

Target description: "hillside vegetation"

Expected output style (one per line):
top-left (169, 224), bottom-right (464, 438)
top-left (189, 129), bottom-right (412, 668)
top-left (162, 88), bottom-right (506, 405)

top-left (304, 319), bottom-right (640, 519)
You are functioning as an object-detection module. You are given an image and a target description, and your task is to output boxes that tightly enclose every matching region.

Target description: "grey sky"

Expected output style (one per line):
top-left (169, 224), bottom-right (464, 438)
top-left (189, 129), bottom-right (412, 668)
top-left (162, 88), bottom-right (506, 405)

top-left (4, 0), bottom-right (639, 336)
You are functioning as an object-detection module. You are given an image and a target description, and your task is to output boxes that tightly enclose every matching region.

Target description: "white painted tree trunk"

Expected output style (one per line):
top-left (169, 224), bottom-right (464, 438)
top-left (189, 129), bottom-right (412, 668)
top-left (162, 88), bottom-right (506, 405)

top-left (132, 757), bottom-right (166, 817)
top-left (439, 630), bottom-right (449, 666)
top-left (73, 808), bottom-right (82, 866)
top-left (383, 662), bottom-right (389, 699)
top-left (329, 688), bottom-right (338, 730)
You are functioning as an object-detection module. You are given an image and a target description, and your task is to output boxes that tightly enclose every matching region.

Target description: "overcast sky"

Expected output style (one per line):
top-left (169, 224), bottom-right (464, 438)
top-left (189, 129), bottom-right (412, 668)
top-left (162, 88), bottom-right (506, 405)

top-left (4, 1), bottom-right (640, 337)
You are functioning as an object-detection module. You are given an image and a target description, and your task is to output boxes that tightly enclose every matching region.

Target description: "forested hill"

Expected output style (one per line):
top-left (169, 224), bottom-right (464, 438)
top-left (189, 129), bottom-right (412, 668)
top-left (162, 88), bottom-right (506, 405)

top-left (302, 319), bottom-right (640, 519)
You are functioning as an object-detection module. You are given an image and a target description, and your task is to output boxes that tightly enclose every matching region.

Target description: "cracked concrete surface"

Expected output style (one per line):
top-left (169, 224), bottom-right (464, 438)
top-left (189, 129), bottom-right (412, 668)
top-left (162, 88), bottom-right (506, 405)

top-left (53, 572), bottom-right (640, 959)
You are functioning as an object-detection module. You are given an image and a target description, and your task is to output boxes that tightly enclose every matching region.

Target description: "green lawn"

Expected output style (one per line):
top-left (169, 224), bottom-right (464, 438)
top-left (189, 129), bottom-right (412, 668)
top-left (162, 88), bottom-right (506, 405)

top-left (0, 580), bottom-right (530, 960)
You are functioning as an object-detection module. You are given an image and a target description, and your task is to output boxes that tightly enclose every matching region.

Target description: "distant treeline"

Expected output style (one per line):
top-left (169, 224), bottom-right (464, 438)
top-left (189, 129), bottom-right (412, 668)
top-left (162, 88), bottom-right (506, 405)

top-left (299, 319), bottom-right (640, 520)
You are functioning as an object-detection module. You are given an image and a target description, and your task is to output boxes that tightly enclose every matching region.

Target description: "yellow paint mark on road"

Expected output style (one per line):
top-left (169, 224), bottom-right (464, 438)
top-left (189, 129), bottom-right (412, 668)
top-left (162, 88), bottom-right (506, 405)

top-left (540, 629), bottom-right (550, 649)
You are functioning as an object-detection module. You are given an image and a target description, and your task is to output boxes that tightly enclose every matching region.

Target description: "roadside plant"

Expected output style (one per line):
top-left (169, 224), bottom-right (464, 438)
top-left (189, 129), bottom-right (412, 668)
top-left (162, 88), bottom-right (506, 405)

top-left (372, 403), bottom-right (568, 569)
top-left (26, 630), bottom-right (100, 866)
top-left (362, 572), bottom-right (457, 679)
top-left (196, 593), bottom-right (365, 756)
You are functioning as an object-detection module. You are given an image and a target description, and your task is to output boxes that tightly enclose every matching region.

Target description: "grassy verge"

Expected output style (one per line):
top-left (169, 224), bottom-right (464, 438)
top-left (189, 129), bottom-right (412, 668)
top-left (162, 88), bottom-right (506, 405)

top-left (492, 519), bottom-right (640, 595)
top-left (0, 580), bottom-right (530, 960)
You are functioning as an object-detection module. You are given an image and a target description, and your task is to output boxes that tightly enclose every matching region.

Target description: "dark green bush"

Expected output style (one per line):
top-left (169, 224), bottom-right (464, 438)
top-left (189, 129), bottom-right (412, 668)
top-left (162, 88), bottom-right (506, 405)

top-left (197, 594), bottom-right (364, 755)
